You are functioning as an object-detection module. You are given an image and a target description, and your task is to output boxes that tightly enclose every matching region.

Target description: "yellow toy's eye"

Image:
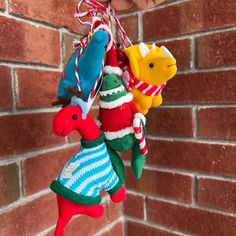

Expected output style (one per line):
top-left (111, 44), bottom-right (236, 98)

top-left (149, 63), bottom-right (154, 68)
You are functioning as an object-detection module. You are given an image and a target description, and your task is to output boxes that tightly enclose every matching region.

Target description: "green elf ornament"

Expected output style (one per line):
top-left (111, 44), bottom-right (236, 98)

top-left (98, 45), bottom-right (147, 179)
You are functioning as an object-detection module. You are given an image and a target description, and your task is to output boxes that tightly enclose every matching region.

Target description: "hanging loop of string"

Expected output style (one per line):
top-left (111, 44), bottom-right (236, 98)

top-left (74, 0), bottom-right (132, 48)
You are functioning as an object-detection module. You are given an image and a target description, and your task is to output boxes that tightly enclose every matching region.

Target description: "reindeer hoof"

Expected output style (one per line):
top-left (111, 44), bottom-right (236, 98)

top-left (110, 186), bottom-right (126, 203)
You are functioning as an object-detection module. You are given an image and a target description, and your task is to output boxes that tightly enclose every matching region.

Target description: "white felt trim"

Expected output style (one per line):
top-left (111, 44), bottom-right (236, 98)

top-left (103, 66), bottom-right (123, 76)
top-left (99, 93), bottom-right (133, 109)
top-left (134, 113), bottom-right (146, 125)
top-left (104, 127), bottom-right (134, 140)
top-left (99, 85), bottom-right (125, 97)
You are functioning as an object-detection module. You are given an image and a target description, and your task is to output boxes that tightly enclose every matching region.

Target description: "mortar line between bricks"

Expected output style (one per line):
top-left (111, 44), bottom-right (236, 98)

top-left (152, 25), bottom-right (236, 44)
top-left (159, 104), bottom-right (236, 108)
top-left (16, 161), bottom-right (23, 198)
top-left (192, 106), bottom-right (198, 138)
top-left (11, 68), bottom-right (17, 112)
top-left (0, 107), bottom-right (60, 117)
top-left (36, 224), bottom-right (57, 236)
top-left (0, 141), bottom-right (80, 166)
top-left (119, 0), bottom-right (189, 17)
top-left (190, 37), bottom-right (196, 69)
top-left (146, 135), bottom-right (236, 145)
top-left (6, 0), bottom-right (10, 13)
top-left (0, 61), bottom-right (62, 71)
top-left (147, 195), bottom-right (236, 218)
top-left (177, 66), bottom-right (236, 74)
top-left (0, 188), bottom-right (51, 214)
top-left (0, 11), bottom-right (60, 31)
top-left (143, 195), bottom-right (147, 221)
top-left (124, 161), bottom-right (236, 182)
top-left (137, 11), bottom-right (143, 42)
top-left (126, 217), bottom-right (191, 236)
top-left (94, 217), bottom-right (124, 236)
top-left (192, 175), bottom-right (198, 206)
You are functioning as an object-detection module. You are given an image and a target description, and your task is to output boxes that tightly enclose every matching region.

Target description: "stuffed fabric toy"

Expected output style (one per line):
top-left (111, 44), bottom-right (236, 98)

top-left (57, 29), bottom-right (109, 102)
top-left (122, 43), bottom-right (177, 115)
top-left (50, 95), bottom-right (126, 236)
top-left (98, 45), bottom-right (147, 179)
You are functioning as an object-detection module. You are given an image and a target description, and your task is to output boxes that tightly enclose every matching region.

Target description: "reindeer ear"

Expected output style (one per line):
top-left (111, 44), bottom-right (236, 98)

top-left (124, 46), bottom-right (140, 78)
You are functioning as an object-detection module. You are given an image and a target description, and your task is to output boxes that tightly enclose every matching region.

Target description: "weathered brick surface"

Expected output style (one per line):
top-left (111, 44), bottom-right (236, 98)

top-left (0, 0), bottom-right (5, 11)
top-left (0, 66), bottom-right (12, 110)
top-left (10, 0), bottom-right (80, 33)
top-left (120, 14), bottom-right (139, 42)
top-left (147, 198), bottom-right (236, 235)
top-left (126, 167), bottom-right (193, 203)
top-left (197, 30), bottom-right (236, 68)
top-left (0, 16), bottom-right (60, 66)
top-left (0, 113), bottom-right (65, 157)
top-left (146, 108), bottom-right (194, 137)
top-left (127, 221), bottom-right (179, 236)
top-left (100, 221), bottom-right (124, 236)
top-left (17, 68), bottom-right (61, 109)
top-left (159, 39), bottom-right (191, 70)
top-left (0, 193), bottom-right (57, 236)
top-left (124, 193), bottom-right (144, 219)
top-left (198, 177), bottom-right (236, 212)
top-left (143, 0), bottom-right (236, 40)
top-left (163, 70), bottom-right (236, 104)
top-left (0, 164), bottom-right (20, 208)
top-left (107, 200), bottom-right (122, 222)
top-left (198, 107), bottom-right (236, 140)
top-left (23, 146), bottom-right (78, 196)
top-left (147, 139), bottom-right (236, 177)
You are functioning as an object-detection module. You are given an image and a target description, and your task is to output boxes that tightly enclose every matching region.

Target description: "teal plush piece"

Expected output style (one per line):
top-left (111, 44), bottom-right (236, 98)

top-left (57, 30), bottom-right (109, 101)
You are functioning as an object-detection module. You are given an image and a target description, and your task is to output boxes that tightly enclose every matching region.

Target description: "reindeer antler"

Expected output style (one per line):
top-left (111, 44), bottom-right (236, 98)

top-left (52, 87), bottom-right (84, 107)
top-left (52, 97), bottom-right (71, 107)
top-left (65, 86), bottom-right (83, 98)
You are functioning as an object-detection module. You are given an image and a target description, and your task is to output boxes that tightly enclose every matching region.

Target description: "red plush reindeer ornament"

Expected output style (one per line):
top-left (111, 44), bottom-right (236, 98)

top-left (51, 89), bottom-right (126, 236)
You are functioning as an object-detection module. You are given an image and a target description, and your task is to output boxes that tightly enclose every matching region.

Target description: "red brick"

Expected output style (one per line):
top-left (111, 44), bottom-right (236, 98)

top-left (143, 0), bottom-right (236, 40)
top-left (17, 68), bottom-right (61, 109)
top-left (163, 70), bottom-right (236, 104)
top-left (23, 146), bottom-right (79, 196)
top-left (147, 198), bottom-right (236, 235)
top-left (0, 0), bottom-right (6, 10)
top-left (107, 200), bottom-right (122, 222)
top-left (0, 163), bottom-right (20, 207)
top-left (0, 66), bottom-right (12, 110)
top-left (198, 177), bottom-right (236, 212)
top-left (197, 30), bottom-right (236, 68)
top-left (100, 221), bottom-right (124, 236)
top-left (127, 221), bottom-right (179, 236)
top-left (126, 167), bottom-right (193, 202)
top-left (147, 139), bottom-right (236, 178)
top-left (0, 193), bottom-right (57, 236)
top-left (159, 39), bottom-right (191, 70)
top-left (120, 14), bottom-right (138, 42)
top-left (124, 193), bottom-right (144, 219)
top-left (198, 107), bottom-right (236, 140)
top-left (0, 113), bottom-right (65, 157)
top-left (146, 108), bottom-right (194, 137)
top-left (0, 16), bottom-right (60, 66)
top-left (10, 0), bottom-right (80, 33)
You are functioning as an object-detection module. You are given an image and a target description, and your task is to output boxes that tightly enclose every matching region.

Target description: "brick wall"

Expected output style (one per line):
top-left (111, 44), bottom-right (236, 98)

top-left (120, 0), bottom-right (236, 235)
top-left (0, 1), bottom-right (123, 235)
top-left (1, 1), bottom-right (236, 236)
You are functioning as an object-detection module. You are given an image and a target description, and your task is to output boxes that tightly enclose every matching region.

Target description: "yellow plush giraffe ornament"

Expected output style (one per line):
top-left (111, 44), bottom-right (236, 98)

top-left (123, 43), bottom-right (177, 115)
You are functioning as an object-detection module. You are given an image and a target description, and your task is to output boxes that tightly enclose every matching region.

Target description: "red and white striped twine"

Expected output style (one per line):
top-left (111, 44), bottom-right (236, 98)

top-left (133, 113), bottom-right (148, 155)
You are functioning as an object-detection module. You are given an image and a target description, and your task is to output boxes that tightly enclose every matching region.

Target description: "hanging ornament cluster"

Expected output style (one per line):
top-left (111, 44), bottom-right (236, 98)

top-left (50, 1), bottom-right (177, 235)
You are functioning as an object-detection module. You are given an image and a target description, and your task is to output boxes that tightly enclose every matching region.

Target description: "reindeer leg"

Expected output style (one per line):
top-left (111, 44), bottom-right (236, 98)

top-left (110, 185), bottom-right (126, 203)
top-left (54, 195), bottom-right (104, 236)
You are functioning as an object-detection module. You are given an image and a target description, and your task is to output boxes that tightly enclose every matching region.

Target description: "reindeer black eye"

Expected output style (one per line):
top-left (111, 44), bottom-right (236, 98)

top-left (72, 114), bottom-right (78, 120)
top-left (149, 63), bottom-right (154, 68)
